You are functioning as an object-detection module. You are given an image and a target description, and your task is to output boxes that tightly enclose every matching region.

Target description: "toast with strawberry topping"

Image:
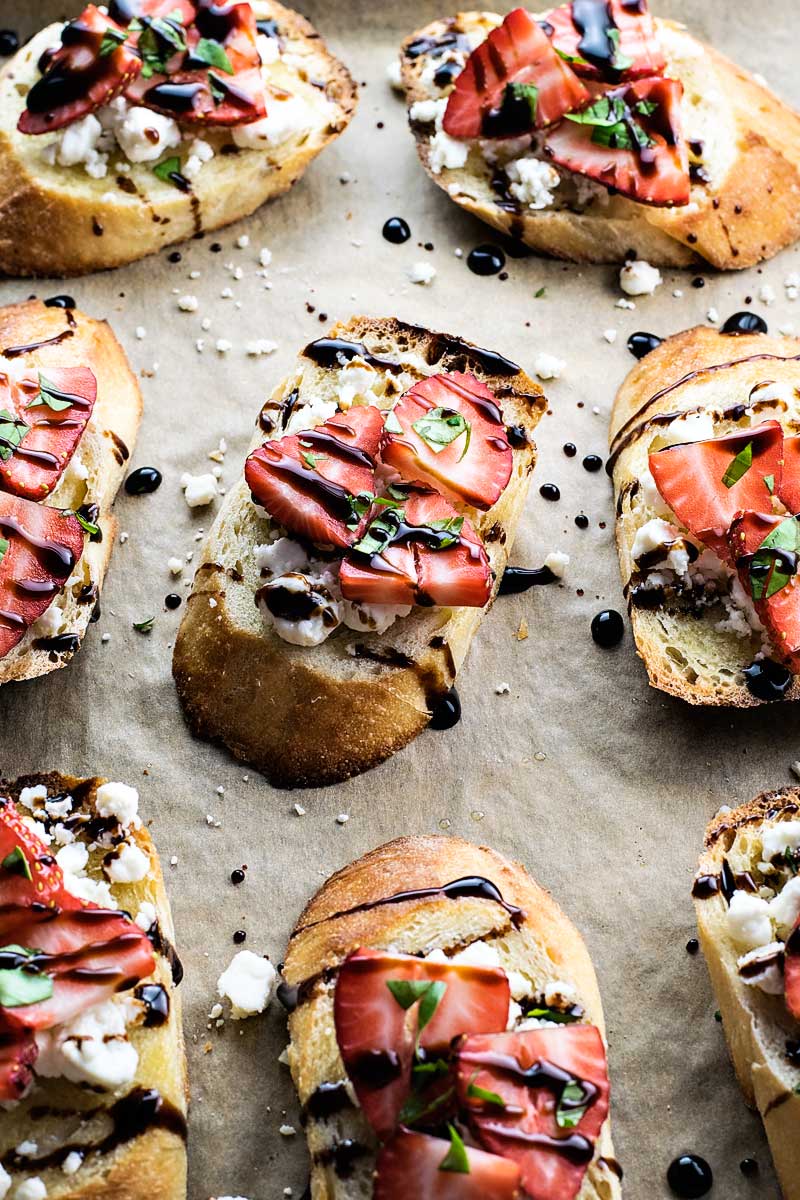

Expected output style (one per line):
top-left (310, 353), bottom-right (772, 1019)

top-left (0, 300), bottom-right (141, 686)
top-left (693, 791), bottom-right (800, 1200)
top-left (282, 835), bottom-right (621, 1200)
top-left (401, 3), bottom-right (800, 268)
top-left (0, 771), bottom-right (186, 1200)
top-left (0, 1), bottom-right (356, 276)
top-left (174, 316), bottom-right (546, 787)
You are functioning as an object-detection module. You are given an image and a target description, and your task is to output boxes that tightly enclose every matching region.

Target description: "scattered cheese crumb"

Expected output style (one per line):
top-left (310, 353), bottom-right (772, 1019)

top-left (168, 556), bottom-right (184, 576)
top-left (293, 803), bottom-right (306, 816)
top-left (177, 294), bottom-right (199, 312)
top-left (759, 284), bottom-right (776, 306)
top-left (544, 551), bottom-right (570, 579)
top-left (619, 259), bottom-right (662, 296)
top-left (236, 234), bottom-right (250, 249)
top-left (279, 1125), bottom-right (296, 1137)
top-left (181, 472), bottom-right (218, 508)
top-left (602, 329), bottom-right (617, 344)
top-left (495, 682), bottom-right (510, 695)
top-left (408, 261), bottom-right (436, 285)
top-left (259, 247), bottom-right (273, 268)
top-left (215, 339), bottom-right (232, 354)
top-left (245, 339), bottom-right (277, 357)
top-left (533, 352), bottom-right (565, 381)
top-left (217, 950), bottom-right (277, 1018)
top-left (336, 813), bottom-right (350, 825)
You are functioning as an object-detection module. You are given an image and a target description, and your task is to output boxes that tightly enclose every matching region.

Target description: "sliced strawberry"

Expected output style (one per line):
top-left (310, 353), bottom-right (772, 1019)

top-left (779, 434), bottom-right (800, 515)
top-left (456, 1026), bottom-right (610, 1200)
top-left (245, 406), bottom-right (383, 550)
top-left (334, 948), bottom-right (510, 1139)
top-left (648, 421), bottom-right (784, 562)
top-left (443, 8), bottom-right (589, 139)
top-left (376, 1129), bottom-right (521, 1200)
top-left (339, 485), bottom-right (492, 610)
top-left (19, 5), bottom-right (142, 135)
top-left (545, 0), bottom-right (666, 82)
top-left (0, 1029), bottom-right (38, 1103)
top-left (380, 373), bottom-right (513, 511)
top-left (785, 916), bottom-right (800, 1020)
top-left (729, 511), bottom-right (800, 672)
top-left (0, 495), bottom-right (84, 661)
top-left (0, 367), bottom-right (96, 502)
top-left (545, 76), bottom-right (689, 206)
top-left (0, 797), bottom-right (69, 939)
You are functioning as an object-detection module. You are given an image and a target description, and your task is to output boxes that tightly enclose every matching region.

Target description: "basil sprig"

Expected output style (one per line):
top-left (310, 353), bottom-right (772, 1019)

top-left (386, 977), bottom-right (447, 1042)
top-left (99, 26), bottom-right (128, 57)
top-left (28, 371), bottom-right (75, 412)
top-left (412, 407), bottom-right (471, 459)
top-left (192, 37), bottom-right (234, 75)
top-left (748, 515), bottom-right (800, 601)
top-left (62, 509), bottom-right (100, 538)
top-left (439, 1125), bottom-right (470, 1174)
top-left (565, 94), bottom-right (655, 152)
top-left (1, 847), bottom-right (31, 880)
top-left (466, 1080), bottom-right (506, 1108)
top-left (130, 9), bottom-right (188, 78)
top-left (0, 946), bottom-right (53, 1009)
top-left (721, 440), bottom-right (753, 489)
top-left (153, 156), bottom-right (183, 186)
top-left (0, 409), bottom-right (29, 462)
top-left (505, 81), bottom-right (539, 123)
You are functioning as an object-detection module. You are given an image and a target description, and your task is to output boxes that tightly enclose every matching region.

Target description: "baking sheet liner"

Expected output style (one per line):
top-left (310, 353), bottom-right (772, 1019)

top-left (0, 1), bottom-right (798, 1196)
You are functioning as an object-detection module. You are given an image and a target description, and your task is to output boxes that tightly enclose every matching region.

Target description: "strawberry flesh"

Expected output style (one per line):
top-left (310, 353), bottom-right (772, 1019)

top-left (785, 916), bottom-right (800, 1020)
top-left (779, 434), bottom-right (800, 514)
top-left (0, 1029), bottom-right (38, 1102)
top-left (375, 1129), bottom-right (521, 1200)
top-left (456, 1025), bottom-right (610, 1200)
top-left (649, 420), bottom-right (784, 562)
top-left (380, 373), bottom-right (513, 511)
top-left (0, 366), bottom-right (96, 502)
top-left (245, 405), bottom-right (383, 550)
top-left (19, 5), bottom-right (143, 134)
top-left (546, 0), bottom-right (666, 82)
top-left (545, 76), bottom-right (690, 206)
top-left (334, 947), bottom-right (510, 1139)
top-left (339, 484), bottom-right (492, 609)
top-left (0, 495), bottom-right (84, 661)
top-left (729, 511), bottom-right (800, 672)
top-left (443, 8), bottom-right (589, 139)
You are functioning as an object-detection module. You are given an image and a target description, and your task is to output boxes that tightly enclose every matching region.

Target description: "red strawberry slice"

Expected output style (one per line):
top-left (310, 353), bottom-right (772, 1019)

top-left (0, 367), bottom-right (96, 502)
top-left (729, 511), bottom-right (800, 672)
top-left (130, 0), bottom-right (197, 20)
top-left (380, 373), bottom-right (513, 511)
top-left (545, 76), bottom-right (689, 206)
top-left (648, 420), bottom-right (784, 562)
top-left (0, 797), bottom-right (70, 939)
top-left (456, 1026), bottom-right (610, 1200)
top-left (0, 495), bottom-right (84, 662)
top-left (19, 5), bottom-right (143, 135)
top-left (443, 8), bottom-right (589, 139)
top-left (779, 434), bottom-right (800, 515)
top-left (376, 1129), bottom-right (522, 1200)
top-left (0, 1030), bottom-right (38, 1102)
top-left (334, 948), bottom-right (510, 1138)
top-left (545, 0), bottom-right (666, 81)
top-left (785, 916), bottom-right (800, 1020)
top-left (339, 485), bottom-right (492, 610)
top-left (245, 405), bottom-right (383, 550)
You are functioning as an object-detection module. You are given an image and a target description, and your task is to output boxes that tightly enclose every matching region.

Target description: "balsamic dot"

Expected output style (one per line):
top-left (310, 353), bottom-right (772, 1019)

top-left (124, 466), bottom-right (162, 496)
top-left (686, 938), bottom-right (699, 955)
top-left (0, 30), bottom-right (19, 56)
top-left (167, 251), bottom-right (182, 263)
top-left (667, 1154), bottom-right (713, 1199)
top-left (539, 483), bottom-right (560, 501)
top-left (627, 331), bottom-right (662, 360)
top-left (591, 609), bottom-right (624, 648)
top-left (230, 868), bottom-right (246, 886)
top-left (210, 242), bottom-right (222, 253)
top-left (467, 244), bottom-right (506, 276)
top-left (691, 277), bottom-right (705, 289)
top-left (575, 513), bottom-right (589, 529)
top-left (382, 216), bottom-right (411, 244)
top-left (743, 657), bottom-right (792, 701)
top-left (44, 294), bottom-right (75, 310)
top-left (233, 929), bottom-right (247, 944)
top-left (165, 593), bottom-right (182, 610)
top-left (429, 688), bottom-right (461, 730)
top-left (721, 311), bottom-right (768, 336)
top-left (582, 454), bottom-right (603, 473)
top-left (739, 1159), bottom-right (758, 1177)
top-left (786, 1038), bottom-right (800, 1065)
top-left (563, 442), bottom-right (577, 458)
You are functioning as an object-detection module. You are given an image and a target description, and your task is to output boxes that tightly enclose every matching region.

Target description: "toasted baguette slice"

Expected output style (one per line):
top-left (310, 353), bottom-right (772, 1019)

top-left (609, 323), bottom-right (800, 706)
top-left (0, 771), bottom-right (187, 1200)
top-left (0, 1), bottom-right (356, 277)
top-left (694, 791), bottom-right (800, 1200)
top-left (282, 835), bottom-right (622, 1200)
top-left (401, 11), bottom-right (800, 269)
top-left (0, 299), bottom-right (141, 685)
top-left (173, 316), bottom-right (546, 788)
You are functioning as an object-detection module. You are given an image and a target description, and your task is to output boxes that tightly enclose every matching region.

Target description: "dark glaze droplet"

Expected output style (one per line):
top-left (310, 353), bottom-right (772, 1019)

top-left (743, 658), bottom-right (792, 701)
top-left (168, 251), bottom-right (182, 263)
top-left (539, 483), bottom-right (560, 501)
top-left (575, 513), bottom-right (589, 529)
top-left (563, 442), bottom-right (577, 457)
top-left (230, 868), bottom-right (245, 886)
top-left (667, 1154), bottom-right (713, 1199)
top-left (627, 331), bottom-right (662, 360)
top-left (44, 295), bottom-right (76, 311)
top-left (591, 610), bottom-right (624, 648)
top-left (721, 311), bottom-right (769, 336)
top-left (429, 687), bottom-right (461, 730)
top-left (467, 245), bottom-right (506, 276)
top-left (0, 30), bottom-right (19, 55)
top-left (499, 565), bottom-right (557, 594)
top-left (739, 1159), bottom-right (758, 1177)
top-left (233, 929), bottom-right (247, 944)
top-left (506, 424), bottom-right (528, 448)
top-left (165, 593), bottom-right (181, 610)
top-left (382, 217), bottom-right (411, 244)
top-left (582, 454), bottom-right (603, 473)
top-left (135, 983), bottom-right (170, 1027)
top-left (125, 466), bottom-right (162, 496)
top-left (786, 1039), bottom-right (800, 1065)
top-left (686, 938), bottom-right (699, 955)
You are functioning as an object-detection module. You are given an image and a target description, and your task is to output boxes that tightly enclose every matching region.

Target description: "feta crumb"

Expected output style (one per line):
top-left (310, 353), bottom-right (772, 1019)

top-left (259, 247), bottom-right (273, 268)
top-left (15, 1142), bottom-right (37, 1158)
top-left (615, 297), bottom-right (635, 310)
top-left (505, 157), bottom-right (559, 210)
top-left (602, 329), bottom-right (617, 344)
top-left (95, 781), bottom-right (140, 831)
top-left (104, 841), bottom-right (150, 884)
top-left (182, 472), bottom-right (218, 508)
top-left (61, 1152), bottom-right (82, 1175)
top-left (293, 803), bottom-right (306, 816)
top-left (177, 294), bottom-right (199, 312)
top-left (246, 339), bottom-right (277, 357)
top-left (19, 784), bottom-right (48, 808)
top-left (135, 326), bottom-right (146, 340)
top-left (706, 307), bottom-right (719, 323)
top-left (408, 261), bottom-right (436, 285)
top-left (168, 556), bottom-right (184, 576)
top-left (759, 284), bottom-right (776, 306)
top-left (236, 234), bottom-right (250, 249)
top-left (619, 259), bottom-right (662, 296)
top-left (495, 682), bottom-right (510, 695)
top-left (215, 339), bottom-right (233, 354)
top-left (134, 901), bottom-right (157, 932)
top-left (12, 1179), bottom-right (47, 1200)
top-left (533, 352), bottom-right (565, 381)
top-left (336, 813), bottom-right (350, 825)
top-left (217, 950), bottom-right (277, 1018)
top-left (115, 105), bottom-right (180, 163)
top-left (279, 1125), bottom-right (296, 1137)
top-left (386, 58), bottom-right (403, 91)
top-left (544, 551), bottom-right (570, 579)
top-left (727, 890), bottom-right (773, 950)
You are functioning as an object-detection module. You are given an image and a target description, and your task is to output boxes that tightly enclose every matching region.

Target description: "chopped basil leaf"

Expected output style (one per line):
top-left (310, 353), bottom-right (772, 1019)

top-left (62, 509), bottom-right (99, 538)
top-left (28, 372), bottom-right (74, 412)
top-left (300, 450), bottom-right (324, 470)
top-left (132, 10), bottom-right (187, 78)
top-left (439, 1125), bottom-right (470, 1174)
top-left (386, 483), bottom-right (410, 501)
top-left (418, 980), bottom-right (447, 1034)
top-left (556, 1080), bottom-right (588, 1129)
top-left (506, 81), bottom-right (538, 123)
top-left (386, 978), bottom-right (436, 1010)
top-left (555, 46), bottom-right (589, 67)
top-left (467, 1081), bottom-right (506, 1108)
top-left (721, 440), bottom-right (753, 488)
top-left (153, 156), bottom-right (183, 186)
top-left (193, 36), bottom-right (234, 74)
top-left (99, 26), bottom-right (128, 57)
top-left (1, 847), bottom-right (31, 880)
top-left (412, 1058), bottom-right (451, 1085)
top-left (785, 847), bottom-right (798, 876)
top-left (399, 1084), bottom-right (454, 1125)
top-left (427, 516), bottom-right (465, 549)
top-left (534, 286), bottom-right (546, 298)
top-left (608, 28), bottom-right (633, 71)
top-left (748, 515), bottom-right (800, 601)
top-left (0, 409), bottom-right (29, 462)
top-left (565, 94), bottom-right (653, 152)
top-left (208, 71), bottom-right (228, 105)
top-left (345, 491), bottom-right (376, 532)
top-left (133, 616), bottom-right (155, 633)
top-left (0, 537), bottom-right (8, 564)
top-left (525, 1005), bottom-right (580, 1024)
top-left (0, 962), bottom-right (53, 1008)
top-left (384, 408), bottom-right (403, 434)
top-left (412, 407), bottom-right (471, 459)
top-left (353, 507), bottom-right (403, 556)
top-left (764, 473), bottom-right (776, 495)
top-left (635, 98), bottom-right (657, 116)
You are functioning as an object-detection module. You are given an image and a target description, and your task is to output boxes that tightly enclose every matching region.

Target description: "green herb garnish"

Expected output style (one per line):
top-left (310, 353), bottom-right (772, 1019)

top-left (607, 28), bottom-right (633, 72)
top-left (412, 407), bottom-right (471, 459)
top-left (386, 977), bottom-right (447, 1045)
top-left (722, 440), bottom-right (753, 489)
top-left (62, 509), bottom-right (99, 538)
top-left (1, 847), bottom-right (31, 880)
top-left (506, 81), bottom-right (539, 123)
top-left (208, 71), bottom-right (228, 105)
top-left (556, 1080), bottom-right (589, 1130)
top-left (466, 1081), bottom-right (507, 1108)
top-left (748, 515), bottom-right (800, 601)
top-left (534, 286), bottom-right (546, 299)
top-left (565, 94), bottom-right (654, 152)
top-left (784, 847), bottom-right (798, 876)
top-left (427, 516), bottom-right (465, 549)
top-left (192, 37), bottom-right (234, 74)
top-left (399, 1084), bottom-right (454, 1125)
top-left (345, 491), bottom-right (376, 532)
top-left (0, 409), bottom-right (28, 462)
top-left (439, 1125), bottom-right (470, 1174)
top-left (0, 537), bottom-right (8, 565)
top-left (0, 947), bottom-right (53, 1008)
top-left (300, 450), bottom-right (324, 469)
top-left (353, 507), bottom-right (403, 556)
top-left (764, 473), bottom-right (776, 495)
top-left (555, 46), bottom-right (589, 68)
top-left (525, 1005), bottom-right (580, 1024)
top-left (133, 616), bottom-right (155, 633)
top-left (27, 371), bottom-right (74, 412)
top-left (131, 9), bottom-right (187, 78)
top-left (99, 26), bottom-right (128, 57)
top-left (153, 156), bottom-right (183, 186)
top-left (384, 408), bottom-right (403, 434)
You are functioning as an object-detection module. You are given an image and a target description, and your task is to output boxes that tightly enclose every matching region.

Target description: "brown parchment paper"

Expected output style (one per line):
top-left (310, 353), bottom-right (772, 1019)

top-left (0, 1), bottom-right (799, 1196)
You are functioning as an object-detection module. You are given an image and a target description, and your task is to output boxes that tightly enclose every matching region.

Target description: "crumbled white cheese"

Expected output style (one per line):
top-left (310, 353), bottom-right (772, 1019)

top-left (505, 157), bottom-right (559, 209)
top-left (19, 784), bottom-right (48, 808)
top-left (408, 99), bottom-right (440, 123)
top-left (35, 998), bottom-right (138, 1091)
top-left (257, 573), bottom-right (342, 646)
top-left (55, 842), bottom-right (88, 878)
top-left (62, 869), bottom-right (114, 909)
top-left (543, 551), bottom-right (569, 579)
top-left (340, 598), bottom-right (412, 635)
top-left (737, 942), bottom-right (785, 995)
top-left (255, 538), bottom-right (310, 577)
top-left (408, 261), bottom-right (436, 285)
top-left (177, 294), bottom-right (199, 312)
top-left (48, 112), bottom-right (108, 178)
top-left (95, 781), bottom-right (140, 831)
top-left (232, 95), bottom-right (313, 149)
top-left (168, 556), bottom-right (184, 576)
top-left (115, 105), bottom-right (181, 163)
top-left (30, 604), bottom-right (65, 641)
top-left (0, 1165), bottom-right (8, 1200)
top-left (104, 842), bottom-right (150, 884)
top-left (769, 876), bottom-right (800, 936)
top-left (631, 519), bottom-right (686, 574)
top-left (761, 821), bottom-right (800, 861)
top-left (12, 1180), bottom-right (46, 1200)
top-left (758, 284), bottom-right (776, 306)
top-left (386, 58), bottom-right (403, 91)
top-left (135, 900), bottom-right (157, 932)
top-left (44, 794), bottom-right (72, 819)
top-left (181, 472), bottom-right (218, 508)
top-left (217, 951), bottom-right (277, 1018)
top-left (533, 352), bottom-right (565, 381)
top-left (61, 1153), bottom-right (82, 1176)
top-left (410, 97), bottom-right (469, 174)
top-left (619, 260), bottom-right (663, 297)
top-left (183, 137), bottom-right (215, 180)
top-left (727, 890), bottom-right (773, 950)
top-left (659, 410), bottom-right (716, 447)
top-left (245, 339), bottom-right (277, 357)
